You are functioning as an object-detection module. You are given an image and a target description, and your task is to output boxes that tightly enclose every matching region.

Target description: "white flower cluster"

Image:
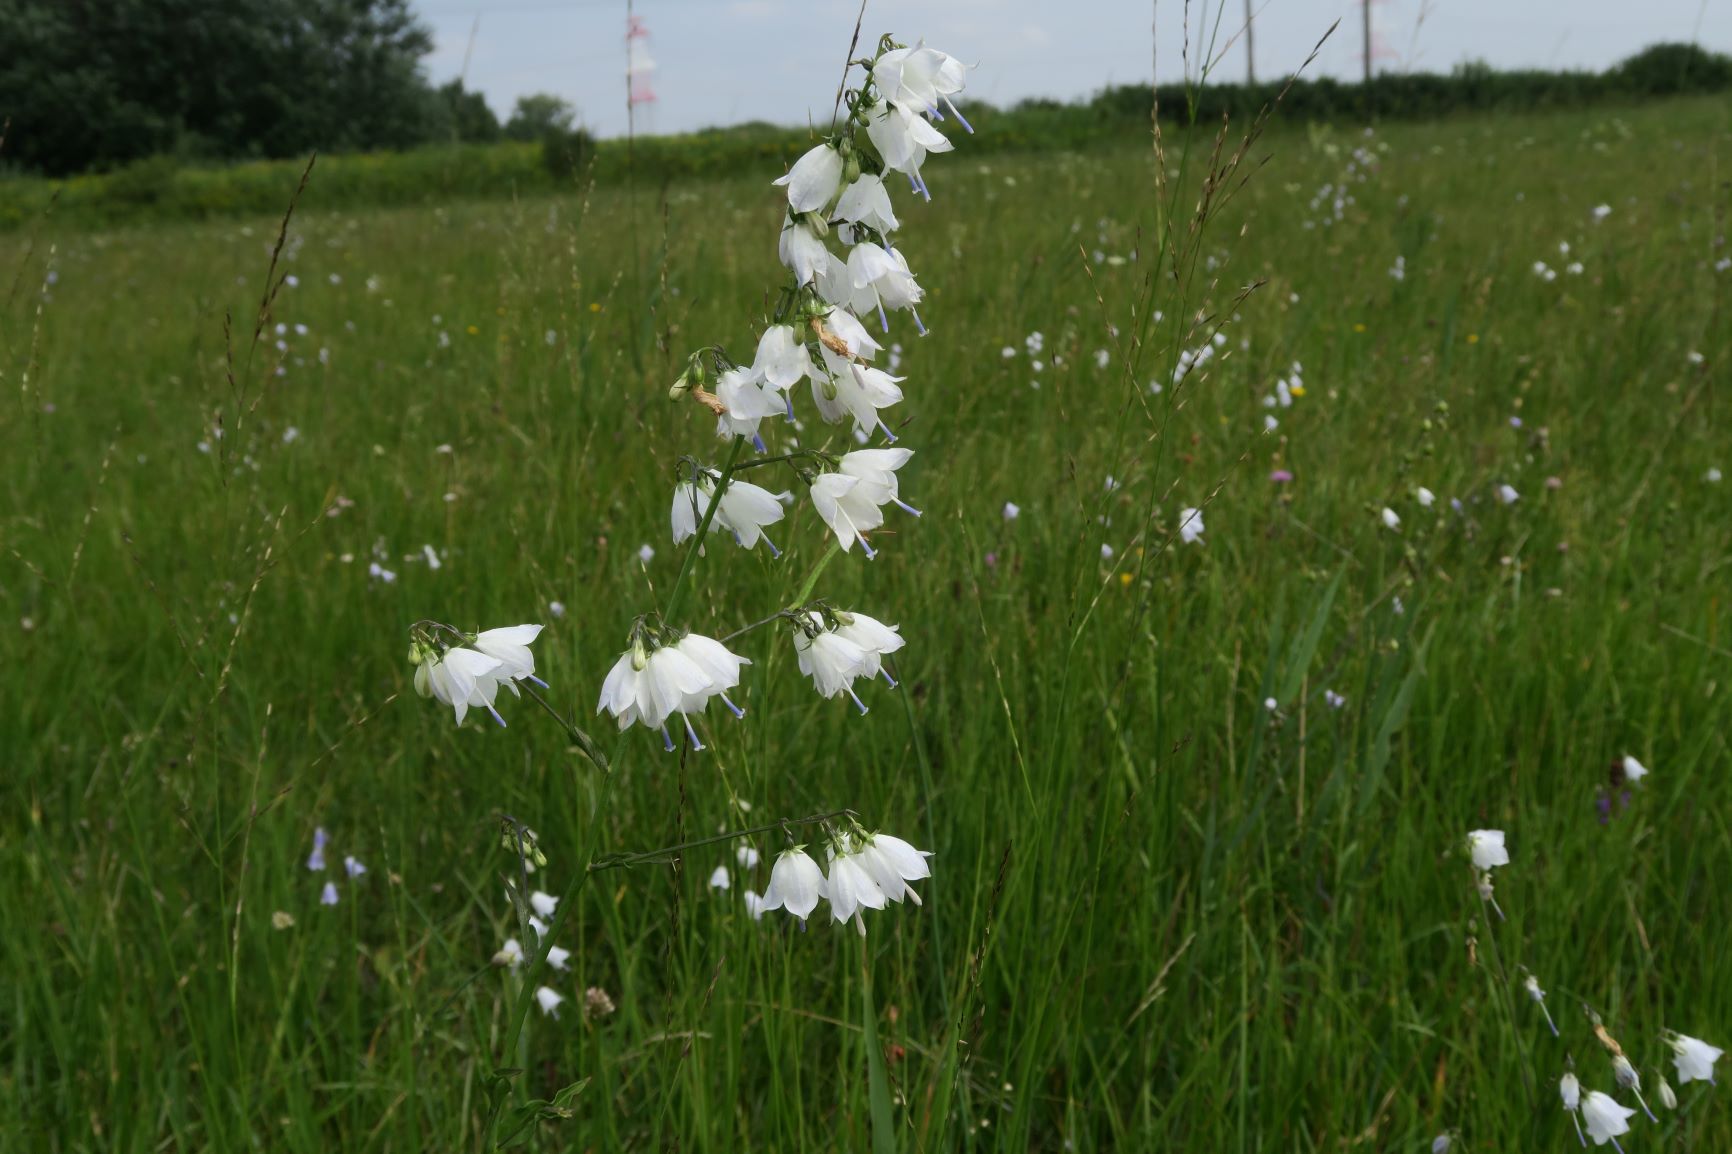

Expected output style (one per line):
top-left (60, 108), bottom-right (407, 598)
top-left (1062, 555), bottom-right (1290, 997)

top-left (757, 828), bottom-right (932, 936)
top-left (1458, 819), bottom-right (1724, 1147)
top-left (410, 624), bottom-right (545, 727)
top-left (493, 872), bottom-right (572, 1021)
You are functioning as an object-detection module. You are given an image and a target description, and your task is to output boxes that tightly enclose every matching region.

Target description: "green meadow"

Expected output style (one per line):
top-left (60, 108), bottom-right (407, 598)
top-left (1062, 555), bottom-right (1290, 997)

top-left (3, 89), bottom-right (1729, 1151)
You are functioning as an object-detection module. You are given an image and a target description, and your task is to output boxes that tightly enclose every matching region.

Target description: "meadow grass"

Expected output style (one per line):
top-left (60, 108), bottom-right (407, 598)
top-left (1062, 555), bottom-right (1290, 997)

top-left (3, 92), bottom-right (1730, 1151)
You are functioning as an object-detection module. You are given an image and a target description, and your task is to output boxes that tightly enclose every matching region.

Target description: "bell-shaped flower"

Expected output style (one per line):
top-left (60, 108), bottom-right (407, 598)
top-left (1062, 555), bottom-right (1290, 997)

top-left (714, 367), bottom-right (785, 446)
top-left (812, 348), bottom-right (905, 441)
top-left (306, 826), bottom-right (329, 872)
top-left (1178, 507), bottom-right (1205, 545)
top-left (1612, 1055), bottom-right (1659, 1121)
top-left (492, 937), bottom-right (525, 969)
top-left (810, 449), bottom-right (918, 559)
top-left (1467, 829), bottom-right (1509, 871)
top-left (742, 889), bottom-right (767, 920)
top-left (416, 646), bottom-right (507, 727)
top-left (343, 855), bottom-right (366, 879)
top-left (530, 890), bottom-right (559, 918)
top-left (596, 638), bottom-right (716, 748)
top-left (749, 324), bottom-right (816, 393)
top-left (1621, 755), bottom-right (1649, 785)
top-left (873, 44), bottom-right (972, 127)
top-left (1657, 1077), bottom-right (1677, 1110)
top-left (815, 306), bottom-right (882, 361)
top-left (1381, 507), bottom-right (1401, 531)
top-left (792, 611), bottom-right (875, 710)
top-left (864, 99), bottom-right (952, 199)
top-left (773, 142), bottom-right (844, 213)
top-left (850, 831), bottom-right (931, 905)
top-left (534, 986), bottom-right (564, 1019)
top-left (834, 174), bottom-right (900, 235)
top-left (832, 610), bottom-right (905, 686)
top-left (473, 625), bottom-right (546, 694)
top-left (320, 881), bottom-right (340, 906)
top-left (760, 848), bottom-right (826, 921)
top-left (1580, 1090), bottom-right (1635, 1147)
top-left (546, 945), bottom-right (572, 971)
top-left (778, 214), bottom-right (832, 287)
top-left (847, 242), bottom-right (924, 331)
top-left (1417, 486), bottom-right (1436, 507)
top-left (1667, 1032), bottom-right (1723, 1085)
top-left (674, 633), bottom-right (750, 721)
top-left (708, 865), bottom-right (731, 890)
top-left (825, 847), bottom-right (888, 934)
top-left (672, 471), bottom-right (789, 555)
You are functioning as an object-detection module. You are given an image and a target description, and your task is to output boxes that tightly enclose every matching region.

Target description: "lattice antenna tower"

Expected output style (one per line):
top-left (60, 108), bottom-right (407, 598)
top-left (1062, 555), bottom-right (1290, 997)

top-left (627, 13), bottom-right (658, 135)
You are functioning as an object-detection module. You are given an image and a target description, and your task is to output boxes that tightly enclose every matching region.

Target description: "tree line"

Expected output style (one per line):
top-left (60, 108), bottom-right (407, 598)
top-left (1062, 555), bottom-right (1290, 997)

top-left (0, 0), bottom-right (586, 177)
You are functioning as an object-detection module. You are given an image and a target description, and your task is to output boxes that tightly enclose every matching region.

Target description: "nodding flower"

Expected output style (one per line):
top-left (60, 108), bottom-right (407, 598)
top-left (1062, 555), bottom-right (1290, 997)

top-left (1579, 1089), bottom-right (1635, 1149)
top-left (1667, 1032), bottom-right (1724, 1086)
top-left (1466, 829), bottom-right (1510, 872)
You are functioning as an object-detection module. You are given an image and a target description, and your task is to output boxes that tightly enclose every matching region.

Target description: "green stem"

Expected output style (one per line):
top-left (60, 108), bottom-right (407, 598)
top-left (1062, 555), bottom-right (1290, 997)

top-left (589, 809), bottom-right (856, 871)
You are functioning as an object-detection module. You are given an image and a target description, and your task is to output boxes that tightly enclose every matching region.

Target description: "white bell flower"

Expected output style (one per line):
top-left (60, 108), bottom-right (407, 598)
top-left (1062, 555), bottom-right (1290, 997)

top-left (596, 638), bottom-right (717, 748)
top-left (778, 214), bottom-right (832, 287)
top-left (834, 174), bottom-right (900, 234)
top-left (760, 848), bottom-right (826, 921)
top-left (530, 890), bottom-right (558, 919)
top-left (792, 611), bottom-right (875, 710)
top-left (873, 44), bottom-right (971, 128)
top-left (742, 889), bottom-right (768, 920)
top-left (773, 142), bottom-right (844, 214)
top-left (674, 633), bottom-right (751, 721)
top-left (1560, 1072), bottom-right (1586, 1146)
top-left (864, 99), bottom-right (952, 199)
top-left (816, 306), bottom-right (882, 361)
top-left (1497, 483), bottom-right (1520, 505)
top-left (417, 646), bottom-right (506, 727)
top-left (1667, 1032), bottom-right (1723, 1085)
top-left (708, 865), bottom-right (731, 890)
top-left (534, 986), bottom-right (565, 1019)
top-left (472, 625), bottom-right (546, 693)
top-left (1580, 1090), bottom-right (1635, 1147)
top-left (811, 349), bottom-right (905, 441)
top-left (714, 367), bottom-right (785, 447)
top-left (846, 242), bottom-right (924, 331)
top-left (546, 945), bottom-right (572, 971)
top-left (1621, 755), bottom-right (1648, 785)
top-left (671, 472), bottom-right (789, 555)
top-left (748, 324), bottom-right (816, 393)
top-left (849, 831), bottom-right (931, 905)
top-left (1381, 507), bottom-right (1401, 531)
top-left (1417, 486), bottom-right (1436, 507)
top-left (832, 610), bottom-right (905, 687)
top-left (1178, 507), bottom-right (1205, 545)
top-left (1612, 1055), bottom-right (1659, 1121)
top-left (825, 847), bottom-right (888, 934)
top-left (493, 937), bottom-right (525, 969)
top-left (811, 473), bottom-right (891, 557)
top-left (1467, 829), bottom-right (1509, 871)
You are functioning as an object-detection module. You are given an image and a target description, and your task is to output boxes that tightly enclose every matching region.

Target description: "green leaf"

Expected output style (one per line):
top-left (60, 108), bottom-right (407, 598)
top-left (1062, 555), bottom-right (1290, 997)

top-left (861, 943), bottom-right (898, 1154)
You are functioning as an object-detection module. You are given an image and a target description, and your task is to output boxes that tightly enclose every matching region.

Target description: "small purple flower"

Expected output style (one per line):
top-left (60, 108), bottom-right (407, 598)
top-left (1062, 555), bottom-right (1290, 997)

top-left (306, 827), bottom-right (329, 872)
top-left (344, 855), bottom-right (367, 879)
top-left (320, 881), bottom-right (340, 906)
top-left (1509, 416), bottom-right (1523, 429)
top-left (1269, 469), bottom-right (1294, 484)
top-left (1596, 793), bottom-right (1613, 825)
top-left (984, 551), bottom-right (998, 569)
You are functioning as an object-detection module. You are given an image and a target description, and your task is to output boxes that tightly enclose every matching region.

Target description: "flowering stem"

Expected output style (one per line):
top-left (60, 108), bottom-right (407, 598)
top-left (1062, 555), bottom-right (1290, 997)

top-left (791, 541), bottom-right (841, 606)
top-left (516, 681), bottom-right (609, 770)
top-left (588, 809), bottom-right (857, 871)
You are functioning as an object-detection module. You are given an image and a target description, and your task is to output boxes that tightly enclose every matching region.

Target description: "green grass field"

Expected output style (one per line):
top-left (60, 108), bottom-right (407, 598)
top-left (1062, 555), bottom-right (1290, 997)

top-left (3, 82), bottom-right (1730, 1151)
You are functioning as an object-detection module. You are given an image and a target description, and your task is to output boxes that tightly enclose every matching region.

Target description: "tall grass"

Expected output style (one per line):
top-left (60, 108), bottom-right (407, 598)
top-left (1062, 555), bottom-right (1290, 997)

top-left (1, 87), bottom-right (1729, 1151)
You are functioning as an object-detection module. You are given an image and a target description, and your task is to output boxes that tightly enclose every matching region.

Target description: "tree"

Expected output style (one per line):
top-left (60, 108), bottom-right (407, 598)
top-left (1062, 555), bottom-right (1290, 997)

top-left (0, 0), bottom-right (443, 175)
top-left (504, 94), bottom-right (577, 142)
top-left (437, 80), bottom-right (502, 144)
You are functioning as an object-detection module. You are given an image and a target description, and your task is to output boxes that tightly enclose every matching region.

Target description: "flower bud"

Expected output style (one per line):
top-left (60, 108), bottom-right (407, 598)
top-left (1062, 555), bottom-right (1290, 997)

top-left (1658, 1077), bottom-right (1677, 1111)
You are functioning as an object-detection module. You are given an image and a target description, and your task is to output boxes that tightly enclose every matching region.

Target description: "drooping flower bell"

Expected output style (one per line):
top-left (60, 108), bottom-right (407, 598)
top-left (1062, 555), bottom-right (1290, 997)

top-left (760, 848), bottom-right (827, 922)
top-left (1466, 829), bottom-right (1509, 871)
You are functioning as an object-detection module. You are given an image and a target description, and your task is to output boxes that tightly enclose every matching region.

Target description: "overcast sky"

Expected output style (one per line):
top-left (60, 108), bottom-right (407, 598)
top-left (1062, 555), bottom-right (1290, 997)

top-left (411, 0), bottom-right (1728, 138)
